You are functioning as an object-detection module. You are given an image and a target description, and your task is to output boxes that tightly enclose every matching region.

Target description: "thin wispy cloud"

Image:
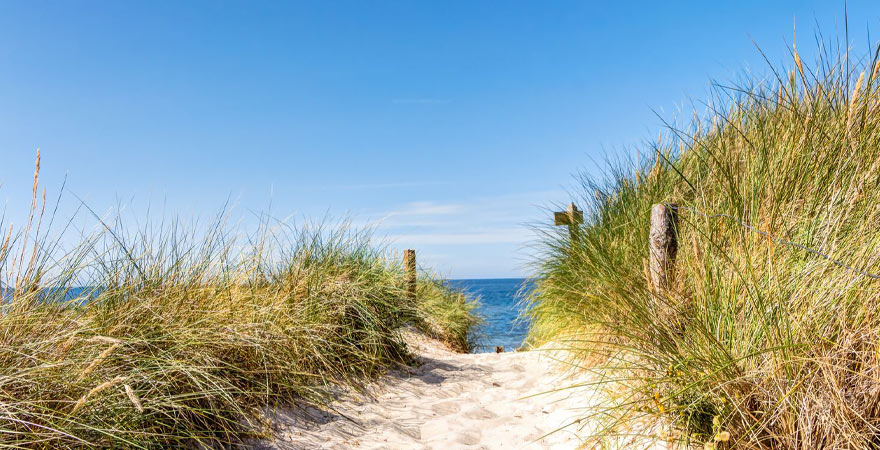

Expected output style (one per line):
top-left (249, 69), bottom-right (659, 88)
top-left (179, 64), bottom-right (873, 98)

top-left (356, 189), bottom-right (569, 277)
top-left (385, 201), bottom-right (465, 217)
top-left (295, 181), bottom-right (450, 192)
top-left (387, 229), bottom-right (532, 246)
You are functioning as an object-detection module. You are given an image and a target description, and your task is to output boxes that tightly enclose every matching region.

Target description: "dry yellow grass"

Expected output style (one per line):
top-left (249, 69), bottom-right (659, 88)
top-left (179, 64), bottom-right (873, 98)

top-left (528, 36), bottom-right (880, 449)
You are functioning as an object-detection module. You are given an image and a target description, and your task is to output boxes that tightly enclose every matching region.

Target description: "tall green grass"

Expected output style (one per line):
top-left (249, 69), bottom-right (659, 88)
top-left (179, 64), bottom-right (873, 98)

top-left (0, 154), bottom-right (477, 448)
top-left (528, 38), bottom-right (880, 448)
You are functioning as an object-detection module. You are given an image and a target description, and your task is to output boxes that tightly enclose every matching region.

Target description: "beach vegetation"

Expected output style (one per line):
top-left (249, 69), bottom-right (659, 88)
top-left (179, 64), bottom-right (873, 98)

top-left (0, 154), bottom-right (477, 448)
top-left (527, 35), bottom-right (880, 449)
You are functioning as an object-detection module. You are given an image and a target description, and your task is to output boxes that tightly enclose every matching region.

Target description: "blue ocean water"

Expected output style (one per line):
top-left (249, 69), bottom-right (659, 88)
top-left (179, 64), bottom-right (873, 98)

top-left (445, 278), bottom-right (531, 353)
top-left (0, 286), bottom-right (98, 303)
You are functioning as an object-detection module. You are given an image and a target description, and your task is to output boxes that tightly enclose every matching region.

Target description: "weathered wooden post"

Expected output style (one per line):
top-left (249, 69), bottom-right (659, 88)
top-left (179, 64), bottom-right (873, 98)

top-left (554, 202), bottom-right (584, 245)
top-left (649, 203), bottom-right (678, 294)
top-left (404, 249), bottom-right (417, 301)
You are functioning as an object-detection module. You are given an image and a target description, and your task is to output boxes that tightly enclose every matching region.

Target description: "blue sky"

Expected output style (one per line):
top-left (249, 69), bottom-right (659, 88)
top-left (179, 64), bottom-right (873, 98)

top-left (1, 1), bottom-right (879, 278)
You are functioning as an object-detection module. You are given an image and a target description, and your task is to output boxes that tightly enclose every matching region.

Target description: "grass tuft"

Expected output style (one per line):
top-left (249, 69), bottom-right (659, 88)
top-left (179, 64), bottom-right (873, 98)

top-left (527, 33), bottom-right (880, 449)
top-left (0, 155), bottom-right (477, 448)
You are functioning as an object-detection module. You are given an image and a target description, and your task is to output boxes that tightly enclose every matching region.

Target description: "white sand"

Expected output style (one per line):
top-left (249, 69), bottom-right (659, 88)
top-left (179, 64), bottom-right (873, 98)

top-left (259, 331), bottom-right (598, 449)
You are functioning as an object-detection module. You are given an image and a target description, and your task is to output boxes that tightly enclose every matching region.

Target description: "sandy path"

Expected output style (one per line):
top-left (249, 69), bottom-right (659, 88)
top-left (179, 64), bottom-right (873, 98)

top-left (261, 333), bottom-right (592, 449)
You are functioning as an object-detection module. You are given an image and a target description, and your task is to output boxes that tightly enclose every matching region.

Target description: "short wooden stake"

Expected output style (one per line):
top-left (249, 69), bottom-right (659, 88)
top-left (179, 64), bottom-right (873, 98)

top-left (404, 249), bottom-right (417, 301)
top-left (649, 203), bottom-right (678, 294)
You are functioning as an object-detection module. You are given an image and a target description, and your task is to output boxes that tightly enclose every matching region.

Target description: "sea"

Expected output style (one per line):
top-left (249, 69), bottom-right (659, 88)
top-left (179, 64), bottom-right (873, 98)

top-left (444, 278), bottom-right (531, 353)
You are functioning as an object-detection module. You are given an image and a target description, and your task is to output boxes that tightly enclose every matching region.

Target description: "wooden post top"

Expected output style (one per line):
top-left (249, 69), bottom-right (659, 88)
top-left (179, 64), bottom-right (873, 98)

top-left (554, 202), bottom-right (584, 226)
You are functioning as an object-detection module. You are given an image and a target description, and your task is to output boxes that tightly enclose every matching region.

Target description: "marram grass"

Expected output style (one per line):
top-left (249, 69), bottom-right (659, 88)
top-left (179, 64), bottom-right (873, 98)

top-left (527, 38), bottom-right (880, 449)
top-left (0, 160), bottom-right (477, 448)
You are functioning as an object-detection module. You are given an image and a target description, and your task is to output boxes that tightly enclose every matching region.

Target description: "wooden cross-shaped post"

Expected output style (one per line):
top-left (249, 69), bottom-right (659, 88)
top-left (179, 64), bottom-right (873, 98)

top-left (554, 202), bottom-right (584, 245)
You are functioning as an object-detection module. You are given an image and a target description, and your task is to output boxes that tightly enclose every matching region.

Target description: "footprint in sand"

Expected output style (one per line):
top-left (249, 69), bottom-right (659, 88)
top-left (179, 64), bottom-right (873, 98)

top-left (430, 401), bottom-right (462, 415)
top-left (462, 406), bottom-right (498, 420)
top-left (266, 331), bottom-right (593, 450)
top-left (455, 431), bottom-right (482, 446)
top-left (388, 423), bottom-right (421, 440)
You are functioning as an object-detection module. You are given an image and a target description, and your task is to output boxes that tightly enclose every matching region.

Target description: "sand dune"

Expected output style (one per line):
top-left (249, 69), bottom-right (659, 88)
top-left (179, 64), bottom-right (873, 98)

top-left (259, 332), bottom-right (595, 449)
